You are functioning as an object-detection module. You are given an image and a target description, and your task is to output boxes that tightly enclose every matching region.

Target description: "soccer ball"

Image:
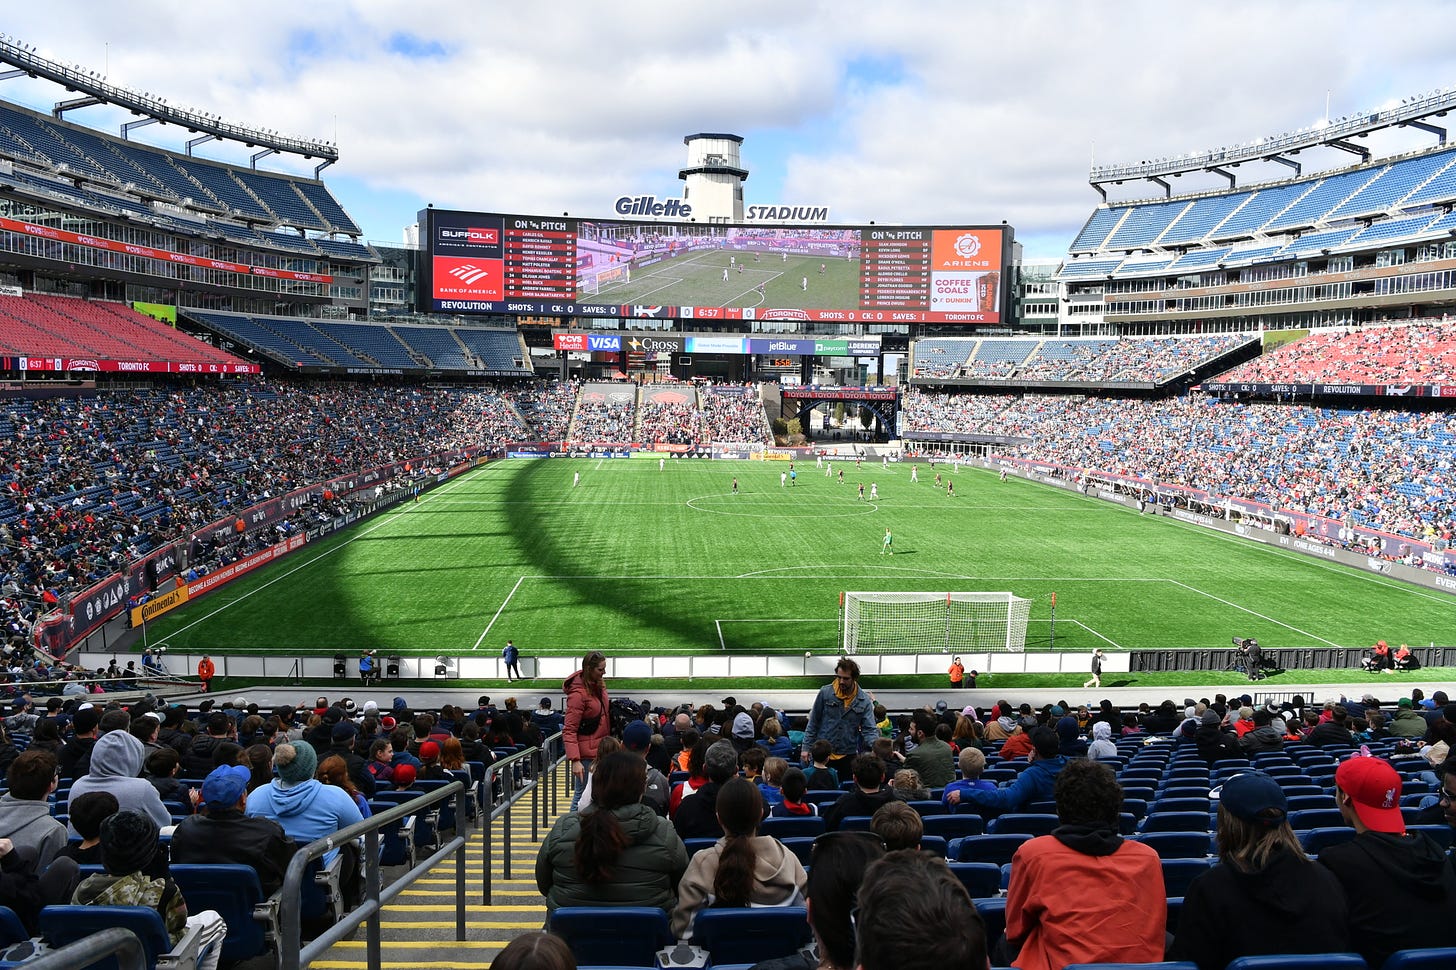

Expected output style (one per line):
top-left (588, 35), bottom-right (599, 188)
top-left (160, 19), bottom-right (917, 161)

top-left (804, 651), bottom-right (812, 658)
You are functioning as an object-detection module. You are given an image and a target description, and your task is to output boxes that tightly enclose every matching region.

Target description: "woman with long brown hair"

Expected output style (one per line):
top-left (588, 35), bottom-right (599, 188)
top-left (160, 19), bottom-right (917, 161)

top-left (671, 777), bottom-right (806, 941)
top-left (1169, 771), bottom-right (1349, 970)
top-left (536, 751), bottom-right (685, 915)
top-left (563, 650), bottom-right (609, 810)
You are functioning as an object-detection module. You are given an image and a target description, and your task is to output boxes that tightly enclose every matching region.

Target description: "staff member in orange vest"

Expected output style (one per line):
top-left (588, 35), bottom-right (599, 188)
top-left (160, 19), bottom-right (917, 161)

top-left (197, 655), bottom-right (215, 693)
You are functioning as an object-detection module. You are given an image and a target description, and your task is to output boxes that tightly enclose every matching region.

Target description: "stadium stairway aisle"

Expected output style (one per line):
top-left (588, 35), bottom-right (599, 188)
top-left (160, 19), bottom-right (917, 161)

top-left (314, 764), bottom-right (568, 970)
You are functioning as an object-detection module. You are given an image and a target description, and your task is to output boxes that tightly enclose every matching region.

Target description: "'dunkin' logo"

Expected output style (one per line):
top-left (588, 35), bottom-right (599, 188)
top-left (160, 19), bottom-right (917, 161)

top-left (953, 234), bottom-right (982, 258)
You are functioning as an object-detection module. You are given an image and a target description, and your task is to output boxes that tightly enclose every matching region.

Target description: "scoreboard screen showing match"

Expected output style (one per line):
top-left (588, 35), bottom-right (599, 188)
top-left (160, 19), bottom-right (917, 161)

top-left (418, 208), bottom-right (1011, 324)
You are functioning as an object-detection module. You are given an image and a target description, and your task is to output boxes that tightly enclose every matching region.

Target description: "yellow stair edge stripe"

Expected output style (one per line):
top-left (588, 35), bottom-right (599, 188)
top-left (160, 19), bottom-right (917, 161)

top-left (330, 939), bottom-right (513, 948)
top-left (381, 897), bottom-right (547, 908)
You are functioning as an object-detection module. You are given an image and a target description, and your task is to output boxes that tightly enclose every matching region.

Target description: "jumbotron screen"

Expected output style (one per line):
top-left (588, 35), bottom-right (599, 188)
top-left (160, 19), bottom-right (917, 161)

top-left (418, 208), bottom-right (1011, 324)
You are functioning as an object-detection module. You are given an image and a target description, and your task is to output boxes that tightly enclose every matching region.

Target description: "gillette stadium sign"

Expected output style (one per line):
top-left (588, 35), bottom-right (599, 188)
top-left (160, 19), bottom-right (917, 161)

top-left (612, 195), bottom-right (829, 222)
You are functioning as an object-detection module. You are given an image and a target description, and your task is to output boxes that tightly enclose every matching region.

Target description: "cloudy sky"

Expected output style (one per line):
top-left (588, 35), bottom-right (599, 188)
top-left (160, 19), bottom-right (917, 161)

top-left (4, 2), bottom-right (1455, 259)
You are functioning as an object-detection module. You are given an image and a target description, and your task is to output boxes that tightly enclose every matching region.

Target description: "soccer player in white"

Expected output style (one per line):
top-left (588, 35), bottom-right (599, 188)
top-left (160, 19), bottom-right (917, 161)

top-left (869, 483), bottom-right (878, 500)
top-left (722, 268), bottom-right (729, 282)
top-left (910, 465), bottom-right (918, 483)
top-left (660, 457), bottom-right (665, 471)
top-left (816, 455), bottom-right (823, 468)
top-left (780, 471), bottom-right (787, 487)
top-left (573, 472), bottom-right (580, 487)
top-left (825, 461), bottom-right (832, 477)
top-left (800, 276), bottom-right (807, 291)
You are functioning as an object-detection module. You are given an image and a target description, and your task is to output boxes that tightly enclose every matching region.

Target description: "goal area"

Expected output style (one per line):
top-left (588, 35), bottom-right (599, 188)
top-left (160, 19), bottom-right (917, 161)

top-left (840, 591), bottom-right (1032, 654)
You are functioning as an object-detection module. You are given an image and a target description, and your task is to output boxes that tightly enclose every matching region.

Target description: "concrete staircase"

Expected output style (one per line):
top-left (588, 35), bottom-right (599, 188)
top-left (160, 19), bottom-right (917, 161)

top-left (315, 763), bottom-right (569, 969)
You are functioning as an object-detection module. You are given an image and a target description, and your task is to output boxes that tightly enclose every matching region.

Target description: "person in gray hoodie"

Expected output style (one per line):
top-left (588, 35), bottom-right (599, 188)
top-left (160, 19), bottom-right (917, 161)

top-left (672, 777), bottom-right (806, 940)
top-left (66, 729), bottom-right (172, 836)
top-left (0, 750), bottom-right (67, 868)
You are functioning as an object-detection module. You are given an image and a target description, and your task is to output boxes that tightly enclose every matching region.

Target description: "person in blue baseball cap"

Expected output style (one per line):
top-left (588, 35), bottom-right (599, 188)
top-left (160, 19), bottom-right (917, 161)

top-left (169, 764), bottom-right (297, 896)
top-left (1169, 771), bottom-right (1349, 970)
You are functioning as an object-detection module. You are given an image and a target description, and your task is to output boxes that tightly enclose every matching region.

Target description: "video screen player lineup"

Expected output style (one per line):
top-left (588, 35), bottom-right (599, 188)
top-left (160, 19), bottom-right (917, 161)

top-left (419, 208), bottom-right (1011, 324)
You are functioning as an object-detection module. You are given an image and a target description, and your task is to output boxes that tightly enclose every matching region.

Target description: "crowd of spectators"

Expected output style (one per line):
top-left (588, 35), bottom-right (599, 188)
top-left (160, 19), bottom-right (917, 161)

top-left (0, 677), bottom-right (1452, 967)
top-left (910, 334), bottom-right (1252, 383)
top-left (701, 385), bottom-right (771, 443)
top-left (527, 679), bottom-right (1456, 969)
top-left (637, 393), bottom-right (704, 445)
top-left (500, 380), bottom-right (576, 441)
top-left (900, 389), bottom-right (1456, 548)
top-left (570, 397), bottom-right (636, 442)
top-left (1218, 319), bottom-right (1456, 385)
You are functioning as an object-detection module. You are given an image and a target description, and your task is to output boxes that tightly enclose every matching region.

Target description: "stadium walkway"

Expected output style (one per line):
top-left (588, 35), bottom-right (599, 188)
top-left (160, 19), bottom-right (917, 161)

top-left (314, 764), bottom-right (566, 970)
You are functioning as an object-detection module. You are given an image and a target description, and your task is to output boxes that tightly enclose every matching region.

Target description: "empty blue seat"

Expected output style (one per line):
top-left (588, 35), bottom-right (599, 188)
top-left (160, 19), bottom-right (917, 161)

top-left (170, 864), bottom-right (276, 965)
top-left (946, 862), bottom-right (1000, 899)
top-left (1160, 858), bottom-right (1212, 896)
top-left (1224, 954), bottom-right (1367, 970)
top-left (1298, 827), bottom-right (1359, 853)
top-left (1134, 832), bottom-right (1213, 860)
top-left (952, 833), bottom-right (1031, 865)
top-left (548, 906), bottom-right (672, 968)
top-left (986, 813), bottom-right (1058, 837)
top-left (691, 907), bottom-right (812, 965)
top-left (1139, 812), bottom-right (1210, 834)
top-left (1381, 946), bottom-right (1456, 970)
top-left (922, 814), bottom-right (984, 840)
top-left (40, 905), bottom-right (207, 970)
top-left (1288, 808), bottom-right (1346, 830)
top-left (760, 816), bottom-right (825, 839)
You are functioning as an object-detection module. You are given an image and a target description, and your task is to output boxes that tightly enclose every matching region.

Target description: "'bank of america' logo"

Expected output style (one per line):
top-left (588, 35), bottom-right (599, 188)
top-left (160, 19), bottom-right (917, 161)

top-left (448, 264), bottom-right (492, 285)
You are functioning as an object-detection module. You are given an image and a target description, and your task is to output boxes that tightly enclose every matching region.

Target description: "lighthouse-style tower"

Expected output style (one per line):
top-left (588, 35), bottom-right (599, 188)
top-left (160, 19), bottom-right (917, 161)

top-left (678, 133), bottom-right (748, 223)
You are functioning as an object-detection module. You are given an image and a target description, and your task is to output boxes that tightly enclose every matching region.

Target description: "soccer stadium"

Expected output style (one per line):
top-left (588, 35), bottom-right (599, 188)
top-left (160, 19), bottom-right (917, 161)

top-left (1, 17), bottom-right (1456, 970)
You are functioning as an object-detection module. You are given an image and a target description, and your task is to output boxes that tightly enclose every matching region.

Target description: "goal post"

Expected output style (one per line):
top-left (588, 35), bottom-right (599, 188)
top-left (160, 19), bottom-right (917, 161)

top-left (840, 591), bottom-right (1032, 655)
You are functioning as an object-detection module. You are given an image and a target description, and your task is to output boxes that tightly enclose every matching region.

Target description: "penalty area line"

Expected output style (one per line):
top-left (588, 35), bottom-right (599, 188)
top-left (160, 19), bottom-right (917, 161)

top-left (474, 576), bottom-right (526, 650)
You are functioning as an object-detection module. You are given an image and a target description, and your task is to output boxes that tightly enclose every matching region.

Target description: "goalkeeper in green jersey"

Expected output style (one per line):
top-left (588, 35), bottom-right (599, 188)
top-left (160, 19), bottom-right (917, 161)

top-left (881, 528), bottom-right (893, 555)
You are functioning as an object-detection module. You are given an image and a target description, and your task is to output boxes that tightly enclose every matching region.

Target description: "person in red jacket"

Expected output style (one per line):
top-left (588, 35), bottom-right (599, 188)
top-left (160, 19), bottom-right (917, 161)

top-left (563, 651), bottom-right (609, 810)
top-left (196, 656), bottom-right (215, 693)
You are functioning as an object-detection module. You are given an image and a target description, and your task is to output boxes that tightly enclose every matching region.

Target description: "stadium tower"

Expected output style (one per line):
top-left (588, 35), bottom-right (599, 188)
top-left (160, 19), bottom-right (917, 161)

top-left (678, 133), bottom-right (748, 223)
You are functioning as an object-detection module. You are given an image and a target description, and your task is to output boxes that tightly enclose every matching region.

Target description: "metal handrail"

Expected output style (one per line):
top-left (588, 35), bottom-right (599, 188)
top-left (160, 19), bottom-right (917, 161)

top-left (278, 779), bottom-right (468, 970)
top-left (480, 743), bottom-right (544, 905)
top-left (22, 927), bottom-right (146, 970)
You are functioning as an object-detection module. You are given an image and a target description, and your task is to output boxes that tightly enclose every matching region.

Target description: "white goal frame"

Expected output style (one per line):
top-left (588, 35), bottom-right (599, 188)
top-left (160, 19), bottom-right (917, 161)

top-left (840, 591), bottom-right (1032, 654)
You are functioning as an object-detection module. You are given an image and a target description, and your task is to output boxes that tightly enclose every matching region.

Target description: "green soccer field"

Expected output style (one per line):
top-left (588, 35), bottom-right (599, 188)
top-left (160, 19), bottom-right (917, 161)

top-left (140, 457), bottom-right (1456, 660)
top-left (585, 250), bottom-right (860, 310)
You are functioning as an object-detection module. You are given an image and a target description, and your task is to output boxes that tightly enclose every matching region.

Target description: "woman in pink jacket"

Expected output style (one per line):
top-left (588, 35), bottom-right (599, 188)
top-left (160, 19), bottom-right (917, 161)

top-left (564, 650), bottom-right (609, 810)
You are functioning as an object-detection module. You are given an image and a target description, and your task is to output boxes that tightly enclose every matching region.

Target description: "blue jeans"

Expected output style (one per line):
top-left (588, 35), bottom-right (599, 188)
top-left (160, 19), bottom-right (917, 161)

top-left (570, 758), bottom-right (593, 811)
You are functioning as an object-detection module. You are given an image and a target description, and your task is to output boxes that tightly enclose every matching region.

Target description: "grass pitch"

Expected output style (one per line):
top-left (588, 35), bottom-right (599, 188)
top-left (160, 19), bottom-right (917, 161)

top-left (586, 250), bottom-right (860, 310)
top-left (142, 457), bottom-right (1456, 661)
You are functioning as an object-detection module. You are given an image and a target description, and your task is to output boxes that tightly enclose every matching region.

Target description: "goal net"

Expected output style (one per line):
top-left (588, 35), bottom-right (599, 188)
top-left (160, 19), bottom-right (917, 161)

top-left (841, 591), bottom-right (1032, 654)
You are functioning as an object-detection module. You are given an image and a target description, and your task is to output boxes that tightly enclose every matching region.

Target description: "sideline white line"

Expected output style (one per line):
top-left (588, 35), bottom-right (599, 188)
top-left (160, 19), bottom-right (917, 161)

top-left (152, 468), bottom-right (491, 641)
top-left (1154, 512), bottom-right (1456, 609)
top-left (1167, 579), bottom-right (1344, 647)
top-left (474, 576), bottom-right (525, 650)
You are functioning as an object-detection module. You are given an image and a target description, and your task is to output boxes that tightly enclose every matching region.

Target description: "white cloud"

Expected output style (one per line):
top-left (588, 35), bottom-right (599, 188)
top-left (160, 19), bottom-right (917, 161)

top-left (5, 1), bottom-right (1456, 256)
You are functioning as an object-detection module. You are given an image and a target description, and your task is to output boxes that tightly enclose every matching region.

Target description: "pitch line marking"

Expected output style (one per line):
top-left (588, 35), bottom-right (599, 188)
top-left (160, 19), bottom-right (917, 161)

top-left (1153, 512), bottom-right (1456, 609)
top-left (1166, 579), bottom-right (1343, 647)
top-left (150, 466), bottom-right (493, 643)
top-left (474, 575), bottom-right (525, 650)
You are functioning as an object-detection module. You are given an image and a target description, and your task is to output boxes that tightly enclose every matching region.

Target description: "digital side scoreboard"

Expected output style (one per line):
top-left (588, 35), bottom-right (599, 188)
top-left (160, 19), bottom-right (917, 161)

top-left (418, 208), bottom-right (1011, 324)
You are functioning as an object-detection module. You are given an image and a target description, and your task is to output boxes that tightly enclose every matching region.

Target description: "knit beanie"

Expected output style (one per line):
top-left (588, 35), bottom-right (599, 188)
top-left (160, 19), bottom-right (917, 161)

top-left (100, 810), bottom-right (160, 875)
top-left (275, 740), bottom-right (319, 787)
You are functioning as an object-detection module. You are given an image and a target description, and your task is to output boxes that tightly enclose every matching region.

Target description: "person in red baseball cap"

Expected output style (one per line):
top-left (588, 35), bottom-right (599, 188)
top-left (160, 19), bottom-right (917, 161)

top-left (1317, 754), bottom-right (1456, 967)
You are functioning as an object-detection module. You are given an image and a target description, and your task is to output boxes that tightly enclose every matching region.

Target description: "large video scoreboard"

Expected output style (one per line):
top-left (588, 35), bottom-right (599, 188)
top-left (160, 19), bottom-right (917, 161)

top-left (418, 208), bottom-right (1011, 324)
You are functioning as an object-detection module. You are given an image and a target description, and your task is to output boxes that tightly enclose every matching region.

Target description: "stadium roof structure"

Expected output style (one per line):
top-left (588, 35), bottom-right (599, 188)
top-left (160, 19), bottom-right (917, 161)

top-left (1088, 85), bottom-right (1456, 199)
top-left (0, 33), bottom-right (338, 176)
